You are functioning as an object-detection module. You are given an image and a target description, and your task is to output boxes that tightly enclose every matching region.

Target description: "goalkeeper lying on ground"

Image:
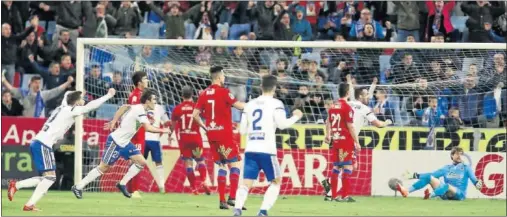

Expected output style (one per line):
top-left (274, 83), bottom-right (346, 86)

top-left (396, 147), bottom-right (483, 200)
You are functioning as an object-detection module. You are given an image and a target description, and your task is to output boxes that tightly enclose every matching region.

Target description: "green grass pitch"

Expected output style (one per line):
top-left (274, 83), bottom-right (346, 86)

top-left (2, 190), bottom-right (505, 216)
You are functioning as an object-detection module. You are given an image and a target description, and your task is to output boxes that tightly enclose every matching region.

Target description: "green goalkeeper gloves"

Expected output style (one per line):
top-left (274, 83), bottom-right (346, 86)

top-left (475, 180), bottom-right (483, 190)
top-left (402, 171), bottom-right (418, 180)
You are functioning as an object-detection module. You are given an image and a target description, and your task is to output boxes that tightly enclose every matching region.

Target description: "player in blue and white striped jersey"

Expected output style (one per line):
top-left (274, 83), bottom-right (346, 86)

top-left (8, 89), bottom-right (116, 211)
top-left (233, 75), bottom-right (303, 216)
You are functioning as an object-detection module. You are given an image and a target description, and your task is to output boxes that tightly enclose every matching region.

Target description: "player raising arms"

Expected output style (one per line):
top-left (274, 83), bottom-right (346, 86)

top-left (145, 102), bottom-right (170, 193)
top-left (325, 83), bottom-right (361, 202)
top-left (172, 86), bottom-right (211, 195)
top-left (192, 66), bottom-right (245, 209)
top-left (233, 75), bottom-right (303, 216)
top-left (72, 89), bottom-right (170, 199)
top-left (8, 89), bottom-right (116, 211)
top-left (396, 147), bottom-right (483, 201)
top-left (128, 71), bottom-right (149, 196)
top-left (322, 78), bottom-right (392, 200)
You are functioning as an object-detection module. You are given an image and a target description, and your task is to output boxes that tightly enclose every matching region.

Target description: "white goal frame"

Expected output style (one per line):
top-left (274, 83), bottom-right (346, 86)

top-left (74, 38), bottom-right (504, 184)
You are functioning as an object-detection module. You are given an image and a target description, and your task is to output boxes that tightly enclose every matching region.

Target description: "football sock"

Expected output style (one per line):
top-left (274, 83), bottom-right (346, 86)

top-left (76, 167), bottom-right (103, 190)
top-left (229, 167), bottom-right (240, 199)
top-left (331, 169), bottom-right (340, 199)
top-left (260, 183), bottom-right (280, 211)
top-left (186, 168), bottom-right (197, 189)
top-left (218, 169), bottom-right (227, 202)
top-left (120, 164), bottom-right (143, 185)
top-left (234, 185), bottom-right (249, 210)
top-left (341, 169), bottom-right (352, 198)
top-left (155, 165), bottom-right (165, 191)
top-left (409, 173), bottom-right (431, 193)
top-left (16, 177), bottom-right (43, 190)
top-left (26, 176), bottom-right (55, 206)
top-left (430, 183), bottom-right (449, 198)
top-left (197, 163), bottom-right (208, 183)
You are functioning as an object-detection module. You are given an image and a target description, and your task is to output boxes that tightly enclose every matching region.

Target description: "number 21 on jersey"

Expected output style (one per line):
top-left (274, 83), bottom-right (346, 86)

top-left (330, 113), bottom-right (342, 140)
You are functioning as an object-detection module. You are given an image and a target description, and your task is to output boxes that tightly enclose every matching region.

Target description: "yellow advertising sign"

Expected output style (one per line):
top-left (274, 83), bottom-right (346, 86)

top-left (241, 125), bottom-right (506, 152)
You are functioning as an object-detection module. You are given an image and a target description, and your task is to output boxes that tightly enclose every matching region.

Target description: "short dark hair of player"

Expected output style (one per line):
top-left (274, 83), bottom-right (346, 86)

top-left (261, 75), bottom-right (277, 92)
top-left (30, 76), bottom-right (42, 83)
top-left (132, 71), bottom-right (147, 87)
top-left (66, 91), bottom-right (83, 105)
top-left (210, 65), bottom-right (224, 80)
top-left (181, 86), bottom-right (193, 99)
top-left (451, 146), bottom-right (464, 156)
top-left (338, 83), bottom-right (350, 98)
top-left (354, 88), bottom-right (366, 99)
top-left (141, 88), bottom-right (157, 104)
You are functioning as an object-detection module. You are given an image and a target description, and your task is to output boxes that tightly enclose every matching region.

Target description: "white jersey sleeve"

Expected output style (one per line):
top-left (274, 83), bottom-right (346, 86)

top-left (34, 106), bottom-right (76, 148)
top-left (70, 94), bottom-right (113, 116)
top-left (349, 100), bottom-right (377, 136)
top-left (111, 104), bottom-right (148, 147)
top-left (243, 96), bottom-right (299, 155)
top-left (146, 104), bottom-right (169, 141)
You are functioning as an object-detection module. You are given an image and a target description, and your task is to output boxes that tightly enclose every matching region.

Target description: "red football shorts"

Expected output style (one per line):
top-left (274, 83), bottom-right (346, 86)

top-left (331, 141), bottom-right (355, 166)
top-left (208, 137), bottom-right (241, 165)
top-left (178, 134), bottom-right (204, 160)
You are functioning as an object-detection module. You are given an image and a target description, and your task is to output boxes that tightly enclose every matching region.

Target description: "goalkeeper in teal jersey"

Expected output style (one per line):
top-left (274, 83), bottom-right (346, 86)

top-left (396, 147), bottom-right (483, 200)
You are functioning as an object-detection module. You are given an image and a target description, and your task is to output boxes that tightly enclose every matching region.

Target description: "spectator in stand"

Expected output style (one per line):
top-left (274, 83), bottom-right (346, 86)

top-left (442, 64), bottom-right (459, 81)
top-left (272, 58), bottom-right (288, 74)
top-left (194, 10), bottom-right (216, 40)
top-left (1, 90), bottom-right (23, 116)
top-left (373, 88), bottom-right (395, 122)
top-left (114, 1), bottom-right (142, 36)
top-left (127, 43), bottom-right (159, 66)
top-left (195, 46), bottom-right (211, 66)
top-left (349, 20), bottom-right (393, 41)
top-left (83, 3), bottom-right (117, 38)
top-left (2, 1), bottom-right (23, 35)
top-left (424, 0), bottom-right (456, 42)
top-left (84, 65), bottom-right (108, 99)
top-left (390, 53), bottom-right (421, 84)
top-left (50, 30), bottom-right (76, 62)
top-left (1, 23), bottom-right (35, 84)
top-left (292, 84), bottom-right (311, 119)
top-left (485, 22), bottom-right (505, 42)
top-left (1, 73), bottom-right (73, 117)
top-left (330, 60), bottom-right (350, 84)
top-left (247, 1), bottom-right (277, 40)
top-left (228, 1), bottom-right (253, 40)
top-left (317, 4), bottom-right (341, 40)
top-left (18, 31), bottom-right (50, 74)
top-left (100, 0), bottom-right (117, 17)
top-left (425, 60), bottom-right (444, 82)
top-left (290, 6), bottom-right (312, 41)
top-left (292, 0), bottom-right (321, 28)
top-left (59, 54), bottom-right (76, 78)
top-left (312, 74), bottom-right (332, 100)
top-left (109, 71), bottom-right (128, 104)
top-left (147, 1), bottom-right (199, 39)
top-left (274, 9), bottom-right (294, 41)
top-left (456, 74), bottom-right (484, 128)
top-left (29, 2), bottom-right (56, 24)
top-left (468, 63), bottom-right (479, 78)
top-left (444, 107), bottom-right (464, 132)
top-left (46, 1), bottom-right (92, 43)
top-left (393, 1), bottom-right (424, 42)
top-left (422, 96), bottom-right (445, 127)
top-left (461, 1), bottom-right (505, 42)
top-left (345, 8), bottom-right (385, 41)
top-left (27, 15), bottom-right (46, 38)
top-left (306, 60), bottom-right (327, 82)
top-left (389, 35), bottom-right (423, 66)
top-left (483, 53), bottom-right (507, 90)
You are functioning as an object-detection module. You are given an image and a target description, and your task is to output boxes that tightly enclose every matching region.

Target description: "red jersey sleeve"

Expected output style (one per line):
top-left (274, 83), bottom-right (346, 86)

top-left (223, 88), bottom-right (237, 106)
top-left (171, 105), bottom-right (180, 122)
top-left (128, 89), bottom-right (141, 105)
top-left (195, 93), bottom-right (206, 111)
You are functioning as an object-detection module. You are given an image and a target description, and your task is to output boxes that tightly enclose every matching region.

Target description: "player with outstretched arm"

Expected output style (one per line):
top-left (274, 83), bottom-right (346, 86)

top-left (325, 83), bottom-right (361, 202)
top-left (396, 146), bottom-right (483, 200)
top-left (71, 89), bottom-right (170, 199)
top-left (8, 89), bottom-right (116, 211)
top-left (192, 66), bottom-right (245, 209)
top-left (322, 77), bottom-right (392, 200)
top-left (171, 86), bottom-right (211, 195)
top-left (233, 75), bottom-right (303, 216)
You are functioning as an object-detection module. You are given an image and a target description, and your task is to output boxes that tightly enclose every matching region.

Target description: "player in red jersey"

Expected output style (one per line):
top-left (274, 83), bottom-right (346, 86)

top-left (171, 86), bottom-right (211, 195)
top-left (127, 71), bottom-right (149, 195)
top-left (192, 66), bottom-right (245, 209)
top-left (325, 83), bottom-right (361, 202)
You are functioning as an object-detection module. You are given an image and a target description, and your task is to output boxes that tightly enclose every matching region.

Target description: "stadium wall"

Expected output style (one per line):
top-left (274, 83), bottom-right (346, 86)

top-left (1, 117), bottom-right (505, 199)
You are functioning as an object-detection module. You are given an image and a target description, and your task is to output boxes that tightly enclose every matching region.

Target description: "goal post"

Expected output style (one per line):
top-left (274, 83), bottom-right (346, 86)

top-left (74, 37), bottom-right (505, 197)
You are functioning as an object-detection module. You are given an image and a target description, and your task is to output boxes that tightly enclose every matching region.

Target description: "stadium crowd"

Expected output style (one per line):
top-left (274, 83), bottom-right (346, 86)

top-left (1, 1), bottom-right (506, 129)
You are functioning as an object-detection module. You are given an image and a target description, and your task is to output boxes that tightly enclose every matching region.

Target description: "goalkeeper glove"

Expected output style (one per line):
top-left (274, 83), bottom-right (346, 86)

top-left (475, 180), bottom-right (483, 190)
top-left (402, 171), bottom-right (418, 180)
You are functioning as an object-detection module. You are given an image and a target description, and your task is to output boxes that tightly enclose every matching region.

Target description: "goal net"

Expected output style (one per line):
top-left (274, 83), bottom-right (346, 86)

top-left (76, 38), bottom-right (506, 198)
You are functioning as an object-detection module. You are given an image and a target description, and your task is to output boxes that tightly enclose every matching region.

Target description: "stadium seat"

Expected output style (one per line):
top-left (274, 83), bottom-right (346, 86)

top-left (95, 103), bottom-right (119, 120)
top-left (451, 16), bottom-right (468, 32)
top-left (90, 47), bottom-right (115, 64)
top-left (483, 93), bottom-right (497, 120)
top-left (139, 23), bottom-right (162, 39)
top-left (147, 11), bottom-right (162, 23)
